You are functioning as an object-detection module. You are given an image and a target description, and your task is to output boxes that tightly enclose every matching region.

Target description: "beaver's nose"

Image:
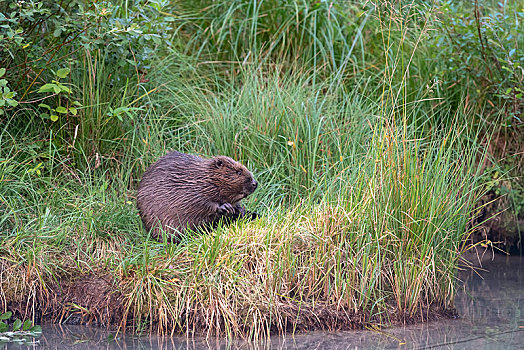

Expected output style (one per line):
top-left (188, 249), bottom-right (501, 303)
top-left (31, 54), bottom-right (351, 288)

top-left (252, 180), bottom-right (258, 189)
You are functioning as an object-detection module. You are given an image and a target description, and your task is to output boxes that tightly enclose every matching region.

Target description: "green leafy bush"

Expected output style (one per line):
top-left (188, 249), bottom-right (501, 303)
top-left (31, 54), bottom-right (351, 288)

top-left (0, 0), bottom-right (174, 73)
top-left (0, 0), bottom-right (174, 124)
top-left (435, 0), bottom-right (523, 122)
top-left (0, 0), bottom-right (177, 163)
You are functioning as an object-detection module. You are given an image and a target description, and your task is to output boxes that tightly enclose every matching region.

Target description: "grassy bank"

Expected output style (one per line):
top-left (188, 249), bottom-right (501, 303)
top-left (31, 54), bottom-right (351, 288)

top-left (0, 0), bottom-right (520, 338)
top-left (1, 68), bottom-right (484, 336)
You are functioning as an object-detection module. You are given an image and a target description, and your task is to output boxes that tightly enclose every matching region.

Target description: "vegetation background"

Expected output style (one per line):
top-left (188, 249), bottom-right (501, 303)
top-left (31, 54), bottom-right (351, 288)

top-left (0, 0), bottom-right (522, 338)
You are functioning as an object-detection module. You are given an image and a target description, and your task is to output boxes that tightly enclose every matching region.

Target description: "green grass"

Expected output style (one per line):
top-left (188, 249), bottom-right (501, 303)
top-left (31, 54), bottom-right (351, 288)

top-left (0, 64), bottom-right (485, 337)
top-left (0, 0), bottom-right (507, 339)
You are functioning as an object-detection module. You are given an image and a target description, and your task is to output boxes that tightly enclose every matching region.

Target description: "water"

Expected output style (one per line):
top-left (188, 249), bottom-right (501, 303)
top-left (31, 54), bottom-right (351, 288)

top-left (6, 255), bottom-right (523, 349)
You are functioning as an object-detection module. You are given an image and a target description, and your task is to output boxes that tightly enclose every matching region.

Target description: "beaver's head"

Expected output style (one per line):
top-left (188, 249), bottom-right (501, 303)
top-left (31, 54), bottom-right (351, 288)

top-left (208, 156), bottom-right (257, 203)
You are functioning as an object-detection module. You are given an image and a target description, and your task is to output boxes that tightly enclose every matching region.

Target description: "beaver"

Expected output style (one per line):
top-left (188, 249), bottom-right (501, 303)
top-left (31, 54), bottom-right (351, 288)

top-left (137, 151), bottom-right (258, 241)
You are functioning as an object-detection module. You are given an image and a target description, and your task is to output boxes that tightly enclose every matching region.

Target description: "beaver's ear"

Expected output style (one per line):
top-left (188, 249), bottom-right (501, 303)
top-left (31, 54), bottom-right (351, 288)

top-left (214, 158), bottom-right (224, 168)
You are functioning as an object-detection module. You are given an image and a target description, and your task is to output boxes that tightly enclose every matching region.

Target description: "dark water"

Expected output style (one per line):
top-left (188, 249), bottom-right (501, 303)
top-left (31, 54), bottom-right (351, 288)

top-left (6, 255), bottom-right (523, 349)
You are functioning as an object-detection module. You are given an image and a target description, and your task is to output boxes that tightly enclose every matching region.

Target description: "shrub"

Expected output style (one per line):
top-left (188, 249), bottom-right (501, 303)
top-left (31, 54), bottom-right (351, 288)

top-left (434, 0), bottom-right (523, 122)
top-left (0, 0), bottom-right (175, 149)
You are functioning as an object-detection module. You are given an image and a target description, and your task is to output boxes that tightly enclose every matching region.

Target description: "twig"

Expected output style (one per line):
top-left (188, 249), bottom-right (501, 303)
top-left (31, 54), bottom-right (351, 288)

top-left (473, 0), bottom-right (494, 78)
top-left (18, 93), bottom-right (59, 104)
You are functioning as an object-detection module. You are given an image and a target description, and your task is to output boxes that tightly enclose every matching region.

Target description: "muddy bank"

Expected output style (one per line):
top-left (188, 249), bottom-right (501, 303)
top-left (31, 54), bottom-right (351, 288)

top-left (472, 191), bottom-right (523, 254)
top-left (6, 274), bottom-right (124, 328)
top-left (4, 272), bottom-right (457, 335)
top-left (13, 255), bottom-right (523, 349)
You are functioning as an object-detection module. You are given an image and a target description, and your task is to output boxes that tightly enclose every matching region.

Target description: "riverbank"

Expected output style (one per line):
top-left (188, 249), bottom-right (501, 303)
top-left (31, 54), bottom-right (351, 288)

top-left (3, 217), bottom-right (462, 337)
top-left (0, 64), bottom-right (484, 339)
top-left (17, 254), bottom-right (521, 348)
top-left (2, 148), bottom-right (478, 337)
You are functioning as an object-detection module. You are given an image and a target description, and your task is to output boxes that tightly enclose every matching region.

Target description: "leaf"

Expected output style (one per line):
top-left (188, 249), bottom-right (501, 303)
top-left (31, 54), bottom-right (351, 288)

top-left (69, 107), bottom-right (77, 115)
top-left (39, 83), bottom-right (58, 93)
top-left (50, 115), bottom-right (58, 122)
top-left (6, 99), bottom-right (17, 107)
top-left (0, 68), bottom-right (5, 77)
top-left (0, 312), bottom-right (12, 320)
top-left (29, 325), bottom-right (42, 334)
top-left (59, 85), bottom-right (71, 93)
top-left (56, 68), bottom-right (70, 78)
top-left (113, 106), bottom-right (128, 114)
top-left (107, 333), bottom-right (115, 342)
top-left (55, 106), bottom-right (67, 114)
top-left (22, 320), bottom-right (32, 331)
top-left (0, 322), bottom-right (7, 333)
top-left (12, 319), bottom-right (22, 331)
top-left (152, 35), bottom-right (161, 45)
top-left (38, 103), bottom-right (51, 110)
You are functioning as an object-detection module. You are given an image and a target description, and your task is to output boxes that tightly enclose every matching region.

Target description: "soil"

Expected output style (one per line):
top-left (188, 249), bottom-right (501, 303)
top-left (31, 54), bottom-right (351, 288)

top-left (472, 190), bottom-right (523, 254)
top-left (5, 273), bottom-right (458, 336)
top-left (7, 273), bottom-right (124, 328)
top-left (473, 126), bottom-right (524, 254)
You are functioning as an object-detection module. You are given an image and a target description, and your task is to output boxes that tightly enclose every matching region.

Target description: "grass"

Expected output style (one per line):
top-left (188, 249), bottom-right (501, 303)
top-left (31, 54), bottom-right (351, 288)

top-left (0, 65), bottom-right (485, 337)
top-left (0, 0), bottom-right (507, 340)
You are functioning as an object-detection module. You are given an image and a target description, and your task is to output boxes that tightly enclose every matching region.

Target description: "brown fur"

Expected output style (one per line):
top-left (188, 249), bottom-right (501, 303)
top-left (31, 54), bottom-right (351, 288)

top-left (137, 151), bottom-right (257, 241)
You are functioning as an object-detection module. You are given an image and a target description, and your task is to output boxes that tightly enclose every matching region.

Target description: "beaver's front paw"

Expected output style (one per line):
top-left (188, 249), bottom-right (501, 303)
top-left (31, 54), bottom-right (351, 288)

top-left (217, 203), bottom-right (236, 215)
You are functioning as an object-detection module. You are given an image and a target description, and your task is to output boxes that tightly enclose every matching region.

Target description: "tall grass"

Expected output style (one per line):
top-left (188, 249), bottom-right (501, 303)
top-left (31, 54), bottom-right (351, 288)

top-left (112, 65), bottom-right (482, 336)
top-left (148, 66), bottom-right (375, 204)
top-left (177, 0), bottom-right (368, 76)
top-left (1, 63), bottom-right (484, 336)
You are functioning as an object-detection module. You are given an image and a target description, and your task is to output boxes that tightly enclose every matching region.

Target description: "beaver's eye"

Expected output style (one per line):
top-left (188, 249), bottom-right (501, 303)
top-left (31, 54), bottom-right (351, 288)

top-left (236, 170), bottom-right (242, 176)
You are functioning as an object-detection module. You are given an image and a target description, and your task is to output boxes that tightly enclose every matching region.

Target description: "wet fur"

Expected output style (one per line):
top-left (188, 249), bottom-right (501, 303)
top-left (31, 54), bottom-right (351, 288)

top-left (137, 152), bottom-right (257, 241)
